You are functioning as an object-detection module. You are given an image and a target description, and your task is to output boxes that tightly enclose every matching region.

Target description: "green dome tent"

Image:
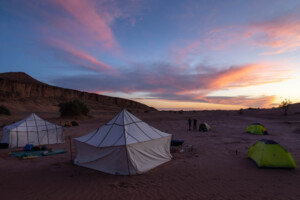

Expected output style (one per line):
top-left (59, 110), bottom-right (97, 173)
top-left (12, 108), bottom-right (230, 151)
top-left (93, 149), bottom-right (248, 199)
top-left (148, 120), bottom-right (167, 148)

top-left (246, 123), bottom-right (268, 135)
top-left (199, 122), bottom-right (211, 132)
top-left (248, 139), bottom-right (296, 168)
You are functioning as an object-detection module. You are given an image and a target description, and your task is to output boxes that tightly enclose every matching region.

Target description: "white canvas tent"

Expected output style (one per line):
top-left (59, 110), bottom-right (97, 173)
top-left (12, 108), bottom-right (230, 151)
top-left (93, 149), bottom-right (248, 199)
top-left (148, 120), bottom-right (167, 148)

top-left (1, 113), bottom-right (64, 148)
top-left (74, 109), bottom-right (172, 175)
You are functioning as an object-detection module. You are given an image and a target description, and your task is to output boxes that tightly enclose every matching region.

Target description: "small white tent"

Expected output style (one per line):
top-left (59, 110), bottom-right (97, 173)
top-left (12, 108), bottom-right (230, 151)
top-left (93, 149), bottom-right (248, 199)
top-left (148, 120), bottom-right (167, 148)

top-left (74, 109), bottom-right (172, 175)
top-left (1, 113), bottom-right (64, 148)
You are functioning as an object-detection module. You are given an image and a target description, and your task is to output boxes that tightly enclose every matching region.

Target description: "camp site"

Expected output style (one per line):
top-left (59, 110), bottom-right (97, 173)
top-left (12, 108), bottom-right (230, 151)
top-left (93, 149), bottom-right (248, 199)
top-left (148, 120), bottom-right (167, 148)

top-left (1, 105), bottom-right (300, 200)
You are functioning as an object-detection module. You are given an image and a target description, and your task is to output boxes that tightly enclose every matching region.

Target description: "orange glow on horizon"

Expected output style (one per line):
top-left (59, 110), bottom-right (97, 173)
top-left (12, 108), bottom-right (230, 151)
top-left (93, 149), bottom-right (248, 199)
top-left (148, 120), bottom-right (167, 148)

top-left (135, 99), bottom-right (247, 111)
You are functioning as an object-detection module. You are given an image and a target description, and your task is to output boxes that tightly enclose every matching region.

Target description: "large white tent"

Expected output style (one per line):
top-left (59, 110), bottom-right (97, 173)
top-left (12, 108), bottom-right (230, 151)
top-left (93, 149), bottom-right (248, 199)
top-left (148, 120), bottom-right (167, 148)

top-left (74, 109), bottom-right (172, 175)
top-left (1, 113), bottom-right (64, 148)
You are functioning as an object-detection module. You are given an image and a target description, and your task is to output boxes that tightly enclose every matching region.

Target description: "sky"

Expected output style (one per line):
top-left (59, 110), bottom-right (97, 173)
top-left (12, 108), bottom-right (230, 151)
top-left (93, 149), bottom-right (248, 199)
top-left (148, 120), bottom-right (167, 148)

top-left (1, 0), bottom-right (300, 110)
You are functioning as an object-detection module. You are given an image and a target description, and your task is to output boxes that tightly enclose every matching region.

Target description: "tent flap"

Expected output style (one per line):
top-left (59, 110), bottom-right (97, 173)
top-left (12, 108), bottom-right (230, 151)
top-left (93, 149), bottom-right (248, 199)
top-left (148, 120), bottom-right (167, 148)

top-left (127, 136), bottom-right (172, 174)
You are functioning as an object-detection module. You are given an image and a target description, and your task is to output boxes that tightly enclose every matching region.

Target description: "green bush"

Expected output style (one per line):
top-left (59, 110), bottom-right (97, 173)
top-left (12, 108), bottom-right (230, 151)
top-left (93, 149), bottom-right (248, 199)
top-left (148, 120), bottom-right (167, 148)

top-left (59, 100), bottom-right (89, 117)
top-left (0, 105), bottom-right (10, 115)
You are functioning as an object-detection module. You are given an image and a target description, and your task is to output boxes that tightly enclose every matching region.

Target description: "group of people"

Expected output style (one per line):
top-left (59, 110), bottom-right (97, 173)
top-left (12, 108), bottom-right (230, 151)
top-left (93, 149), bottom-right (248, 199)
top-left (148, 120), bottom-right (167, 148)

top-left (188, 118), bottom-right (198, 131)
top-left (188, 118), bottom-right (210, 132)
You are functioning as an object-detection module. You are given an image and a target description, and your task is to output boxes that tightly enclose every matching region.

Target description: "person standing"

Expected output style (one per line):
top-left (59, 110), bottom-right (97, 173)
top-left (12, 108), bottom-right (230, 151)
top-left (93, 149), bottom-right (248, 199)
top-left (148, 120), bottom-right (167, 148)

top-left (188, 118), bottom-right (192, 131)
top-left (193, 119), bottom-right (197, 130)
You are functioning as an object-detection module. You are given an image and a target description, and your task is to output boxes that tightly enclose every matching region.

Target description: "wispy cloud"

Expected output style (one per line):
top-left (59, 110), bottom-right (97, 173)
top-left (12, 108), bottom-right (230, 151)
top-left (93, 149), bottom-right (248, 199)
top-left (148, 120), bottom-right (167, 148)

top-left (24, 0), bottom-right (147, 77)
top-left (172, 6), bottom-right (300, 59)
top-left (204, 64), bottom-right (291, 89)
top-left (248, 10), bottom-right (300, 54)
top-left (48, 38), bottom-right (117, 73)
top-left (51, 61), bottom-right (292, 107)
top-left (21, 0), bottom-right (145, 74)
top-left (55, 0), bottom-right (119, 49)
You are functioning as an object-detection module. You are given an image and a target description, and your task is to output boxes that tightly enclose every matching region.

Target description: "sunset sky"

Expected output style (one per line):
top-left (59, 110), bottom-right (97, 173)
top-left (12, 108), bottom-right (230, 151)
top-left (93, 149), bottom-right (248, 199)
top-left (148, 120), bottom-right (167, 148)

top-left (1, 0), bottom-right (300, 110)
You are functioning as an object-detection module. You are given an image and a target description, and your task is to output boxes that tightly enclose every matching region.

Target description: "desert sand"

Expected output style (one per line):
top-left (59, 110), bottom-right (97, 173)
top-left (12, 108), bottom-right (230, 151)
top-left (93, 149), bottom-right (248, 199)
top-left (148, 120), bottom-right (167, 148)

top-left (1, 107), bottom-right (300, 200)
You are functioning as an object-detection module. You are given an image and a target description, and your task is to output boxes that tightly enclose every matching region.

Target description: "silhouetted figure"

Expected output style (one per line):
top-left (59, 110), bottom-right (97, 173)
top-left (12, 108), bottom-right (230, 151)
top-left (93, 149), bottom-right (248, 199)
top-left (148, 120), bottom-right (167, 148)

top-left (188, 118), bottom-right (192, 131)
top-left (193, 119), bottom-right (197, 130)
top-left (235, 150), bottom-right (238, 155)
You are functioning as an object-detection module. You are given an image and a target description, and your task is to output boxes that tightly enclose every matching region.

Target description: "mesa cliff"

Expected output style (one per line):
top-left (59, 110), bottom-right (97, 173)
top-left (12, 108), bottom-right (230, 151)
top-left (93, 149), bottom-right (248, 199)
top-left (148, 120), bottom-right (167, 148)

top-left (0, 72), bottom-right (156, 113)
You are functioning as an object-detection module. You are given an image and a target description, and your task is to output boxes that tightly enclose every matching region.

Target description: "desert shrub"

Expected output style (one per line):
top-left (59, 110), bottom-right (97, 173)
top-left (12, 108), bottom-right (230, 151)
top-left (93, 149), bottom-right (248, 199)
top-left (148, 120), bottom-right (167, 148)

top-left (279, 99), bottom-right (292, 116)
top-left (59, 99), bottom-right (89, 117)
top-left (0, 105), bottom-right (10, 115)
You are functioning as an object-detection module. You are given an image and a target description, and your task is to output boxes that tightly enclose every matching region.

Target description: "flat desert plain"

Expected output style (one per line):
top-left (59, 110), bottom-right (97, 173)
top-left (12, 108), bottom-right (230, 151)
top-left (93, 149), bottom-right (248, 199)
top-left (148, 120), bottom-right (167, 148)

top-left (1, 108), bottom-right (300, 200)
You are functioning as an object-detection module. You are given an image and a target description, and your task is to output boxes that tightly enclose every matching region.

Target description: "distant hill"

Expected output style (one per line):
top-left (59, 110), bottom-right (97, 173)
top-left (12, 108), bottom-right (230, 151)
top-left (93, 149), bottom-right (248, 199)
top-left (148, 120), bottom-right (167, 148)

top-left (0, 72), bottom-right (156, 114)
top-left (0, 72), bottom-right (45, 85)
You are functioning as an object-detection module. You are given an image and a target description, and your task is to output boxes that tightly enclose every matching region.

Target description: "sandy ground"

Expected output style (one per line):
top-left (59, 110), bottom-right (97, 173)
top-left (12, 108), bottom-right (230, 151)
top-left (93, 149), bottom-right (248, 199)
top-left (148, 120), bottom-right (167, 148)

top-left (1, 108), bottom-right (300, 200)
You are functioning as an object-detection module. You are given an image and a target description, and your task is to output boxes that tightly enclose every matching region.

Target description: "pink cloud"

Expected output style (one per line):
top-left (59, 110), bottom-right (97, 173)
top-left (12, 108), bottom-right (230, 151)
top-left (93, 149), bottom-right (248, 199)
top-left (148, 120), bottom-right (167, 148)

top-left (248, 17), bottom-right (300, 54)
top-left (206, 64), bottom-right (281, 89)
top-left (241, 7), bottom-right (300, 55)
top-left (55, 0), bottom-right (119, 49)
top-left (52, 60), bottom-right (293, 108)
top-left (175, 63), bottom-right (292, 98)
top-left (48, 38), bottom-right (117, 73)
top-left (171, 26), bottom-right (245, 63)
top-left (211, 10), bottom-right (300, 54)
top-left (166, 63), bottom-right (288, 97)
top-left (173, 7), bottom-right (300, 59)
top-left (25, 0), bottom-right (139, 74)
top-left (23, 0), bottom-right (140, 73)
